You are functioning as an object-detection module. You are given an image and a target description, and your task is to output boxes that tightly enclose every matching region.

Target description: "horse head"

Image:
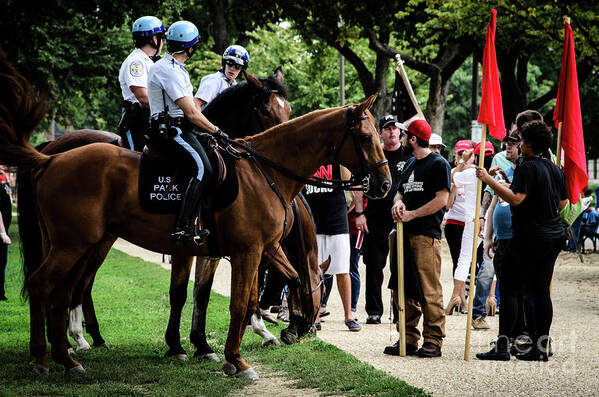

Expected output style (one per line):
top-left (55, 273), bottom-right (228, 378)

top-left (245, 68), bottom-right (291, 132)
top-left (337, 95), bottom-right (391, 199)
top-left (204, 69), bottom-right (291, 139)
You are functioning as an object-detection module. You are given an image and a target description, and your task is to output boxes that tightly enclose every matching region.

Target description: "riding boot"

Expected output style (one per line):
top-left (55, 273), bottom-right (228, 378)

top-left (172, 179), bottom-right (210, 244)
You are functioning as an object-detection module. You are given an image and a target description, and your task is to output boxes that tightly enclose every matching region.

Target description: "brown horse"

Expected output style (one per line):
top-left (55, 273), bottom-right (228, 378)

top-left (0, 57), bottom-right (390, 380)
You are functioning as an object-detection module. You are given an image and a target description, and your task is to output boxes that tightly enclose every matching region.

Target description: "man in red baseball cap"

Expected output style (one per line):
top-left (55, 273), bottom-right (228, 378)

top-left (387, 118), bottom-right (451, 358)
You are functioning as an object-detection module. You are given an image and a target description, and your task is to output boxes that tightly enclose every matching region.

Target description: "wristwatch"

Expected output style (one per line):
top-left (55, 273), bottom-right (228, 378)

top-left (458, 159), bottom-right (466, 164)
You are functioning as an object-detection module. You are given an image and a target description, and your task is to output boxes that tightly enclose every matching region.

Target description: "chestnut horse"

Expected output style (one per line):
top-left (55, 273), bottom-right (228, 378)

top-left (18, 71), bottom-right (303, 353)
top-left (0, 57), bottom-right (390, 380)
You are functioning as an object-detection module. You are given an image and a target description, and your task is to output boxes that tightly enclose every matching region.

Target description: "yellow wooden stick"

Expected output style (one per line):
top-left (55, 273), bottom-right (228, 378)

top-left (464, 125), bottom-right (488, 360)
top-left (396, 221), bottom-right (407, 357)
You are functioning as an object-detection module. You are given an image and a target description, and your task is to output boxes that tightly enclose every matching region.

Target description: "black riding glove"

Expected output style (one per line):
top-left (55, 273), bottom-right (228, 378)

top-left (215, 128), bottom-right (230, 141)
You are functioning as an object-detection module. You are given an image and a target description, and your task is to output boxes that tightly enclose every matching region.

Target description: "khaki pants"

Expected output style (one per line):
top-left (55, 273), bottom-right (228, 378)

top-left (392, 234), bottom-right (445, 348)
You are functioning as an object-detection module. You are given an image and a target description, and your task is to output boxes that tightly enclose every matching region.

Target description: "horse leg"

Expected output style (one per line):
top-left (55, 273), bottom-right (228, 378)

top-left (77, 235), bottom-right (115, 349)
top-left (164, 255), bottom-right (193, 360)
top-left (27, 247), bottom-right (88, 374)
top-left (28, 300), bottom-right (49, 376)
top-left (68, 304), bottom-right (90, 352)
top-left (191, 257), bottom-right (220, 361)
top-left (81, 274), bottom-right (108, 348)
top-left (249, 273), bottom-right (280, 347)
top-left (222, 250), bottom-right (261, 381)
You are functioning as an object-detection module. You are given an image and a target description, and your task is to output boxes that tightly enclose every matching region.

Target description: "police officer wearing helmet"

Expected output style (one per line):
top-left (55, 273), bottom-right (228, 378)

top-left (194, 45), bottom-right (250, 111)
top-left (118, 16), bottom-right (165, 151)
top-left (148, 20), bottom-right (223, 243)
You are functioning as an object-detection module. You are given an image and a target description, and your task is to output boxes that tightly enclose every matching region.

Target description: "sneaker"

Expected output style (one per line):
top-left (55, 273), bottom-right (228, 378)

top-left (366, 315), bottom-right (381, 324)
top-left (270, 306), bottom-right (280, 314)
top-left (472, 316), bottom-right (490, 330)
top-left (345, 319), bottom-right (361, 332)
top-left (314, 322), bottom-right (321, 331)
top-left (383, 341), bottom-right (418, 356)
top-left (476, 347), bottom-right (511, 361)
top-left (416, 342), bottom-right (442, 358)
top-left (277, 306), bottom-right (290, 323)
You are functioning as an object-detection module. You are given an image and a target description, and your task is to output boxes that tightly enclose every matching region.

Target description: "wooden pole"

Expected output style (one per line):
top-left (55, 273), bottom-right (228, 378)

top-left (464, 124), bottom-right (488, 360)
top-left (556, 121), bottom-right (563, 167)
top-left (396, 221), bottom-right (406, 356)
top-left (395, 54), bottom-right (425, 120)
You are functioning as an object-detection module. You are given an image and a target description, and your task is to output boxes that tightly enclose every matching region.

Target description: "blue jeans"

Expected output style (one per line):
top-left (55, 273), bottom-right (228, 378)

top-left (472, 250), bottom-right (495, 317)
top-left (321, 234), bottom-right (361, 311)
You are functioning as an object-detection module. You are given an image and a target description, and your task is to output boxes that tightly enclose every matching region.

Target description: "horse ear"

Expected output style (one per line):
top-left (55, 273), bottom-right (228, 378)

top-left (320, 256), bottom-right (331, 275)
top-left (273, 66), bottom-right (284, 84)
top-left (245, 72), bottom-right (263, 89)
top-left (354, 94), bottom-right (378, 115)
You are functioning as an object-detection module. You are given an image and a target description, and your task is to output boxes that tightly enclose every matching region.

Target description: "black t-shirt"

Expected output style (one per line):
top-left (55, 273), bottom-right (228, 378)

top-left (398, 152), bottom-right (451, 239)
top-left (0, 184), bottom-right (10, 215)
top-left (510, 156), bottom-right (567, 239)
top-left (365, 148), bottom-right (412, 235)
top-left (303, 160), bottom-right (349, 235)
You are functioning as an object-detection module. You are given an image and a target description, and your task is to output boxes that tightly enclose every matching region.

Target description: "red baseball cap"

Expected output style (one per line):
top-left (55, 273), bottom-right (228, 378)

top-left (473, 141), bottom-right (495, 156)
top-left (406, 119), bottom-right (431, 142)
top-left (454, 140), bottom-right (473, 153)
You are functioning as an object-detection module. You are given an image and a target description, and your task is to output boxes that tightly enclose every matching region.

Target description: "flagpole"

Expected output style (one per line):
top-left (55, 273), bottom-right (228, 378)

top-left (396, 221), bottom-right (406, 356)
top-left (556, 121), bottom-right (563, 168)
top-left (464, 124), bottom-right (487, 360)
top-left (395, 54), bottom-right (425, 120)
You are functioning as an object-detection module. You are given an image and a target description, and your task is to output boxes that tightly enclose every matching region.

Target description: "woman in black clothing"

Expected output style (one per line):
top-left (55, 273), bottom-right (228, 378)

top-left (475, 120), bottom-right (568, 361)
top-left (0, 168), bottom-right (12, 301)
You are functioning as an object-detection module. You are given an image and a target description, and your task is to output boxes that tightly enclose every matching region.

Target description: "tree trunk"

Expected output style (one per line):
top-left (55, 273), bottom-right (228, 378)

top-left (497, 50), bottom-right (526, 128)
top-left (425, 72), bottom-right (453, 135)
top-left (208, 0), bottom-right (230, 54)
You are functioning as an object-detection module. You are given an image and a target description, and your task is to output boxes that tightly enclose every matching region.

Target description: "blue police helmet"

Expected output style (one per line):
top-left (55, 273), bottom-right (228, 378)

top-left (166, 21), bottom-right (200, 53)
top-left (132, 16), bottom-right (165, 39)
top-left (222, 45), bottom-right (250, 70)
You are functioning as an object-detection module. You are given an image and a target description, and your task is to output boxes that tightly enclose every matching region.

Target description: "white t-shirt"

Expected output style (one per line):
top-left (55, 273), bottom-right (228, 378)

top-left (148, 53), bottom-right (194, 118)
top-left (194, 71), bottom-right (235, 110)
top-left (118, 48), bottom-right (154, 103)
top-left (446, 168), bottom-right (467, 222)
top-left (453, 167), bottom-right (478, 222)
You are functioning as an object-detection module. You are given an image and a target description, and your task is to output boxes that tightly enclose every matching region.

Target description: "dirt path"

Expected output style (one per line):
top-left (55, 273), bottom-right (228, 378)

top-left (113, 239), bottom-right (599, 396)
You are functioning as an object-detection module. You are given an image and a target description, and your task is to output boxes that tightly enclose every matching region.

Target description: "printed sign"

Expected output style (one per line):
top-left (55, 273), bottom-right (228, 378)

top-left (149, 176), bottom-right (182, 201)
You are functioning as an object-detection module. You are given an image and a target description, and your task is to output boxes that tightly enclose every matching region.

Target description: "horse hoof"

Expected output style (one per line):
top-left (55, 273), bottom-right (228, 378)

top-left (164, 348), bottom-right (187, 360)
top-left (280, 329), bottom-right (297, 345)
top-left (195, 352), bottom-right (220, 362)
top-left (236, 367), bottom-right (259, 381)
top-left (174, 354), bottom-right (189, 361)
top-left (222, 362), bottom-right (237, 376)
top-left (67, 347), bottom-right (75, 355)
top-left (30, 363), bottom-right (49, 378)
top-left (76, 344), bottom-right (91, 352)
top-left (65, 365), bottom-right (86, 376)
top-left (261, 337), bottom-right (281, 347)
top-left (95, 343), bottom-right (110, 349)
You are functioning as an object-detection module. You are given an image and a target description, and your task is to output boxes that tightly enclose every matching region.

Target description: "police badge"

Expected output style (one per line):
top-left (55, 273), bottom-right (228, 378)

top-left (130, 61), bottom-right (143, 77)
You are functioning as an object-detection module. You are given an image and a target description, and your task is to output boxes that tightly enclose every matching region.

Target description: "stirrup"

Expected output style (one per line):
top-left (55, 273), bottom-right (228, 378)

top-left (171, 228), bottom-right (210, 245)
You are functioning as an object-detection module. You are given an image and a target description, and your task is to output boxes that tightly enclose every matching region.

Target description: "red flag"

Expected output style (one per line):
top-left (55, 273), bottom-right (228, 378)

top-left (477, 9), bottom-right (506, 140)
top-left (553, 20), bottom-right (587, 204)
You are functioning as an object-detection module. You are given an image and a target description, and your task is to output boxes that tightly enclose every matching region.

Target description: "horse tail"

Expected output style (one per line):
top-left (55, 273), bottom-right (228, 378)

top-left (17, 142), bottom-right (51, 299)
top-left (0, 50), bottom-right (51, 171)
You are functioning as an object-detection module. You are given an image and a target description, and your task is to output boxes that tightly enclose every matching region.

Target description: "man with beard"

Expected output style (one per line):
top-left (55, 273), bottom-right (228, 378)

top-left (390, 118), bottom-right (451, 357)
top-left (354, 115), bottom-right (412, 325)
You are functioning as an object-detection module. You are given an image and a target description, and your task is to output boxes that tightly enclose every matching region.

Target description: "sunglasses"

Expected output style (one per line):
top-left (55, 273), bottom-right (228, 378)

top-left (225, 60), bottom-right (242, 70)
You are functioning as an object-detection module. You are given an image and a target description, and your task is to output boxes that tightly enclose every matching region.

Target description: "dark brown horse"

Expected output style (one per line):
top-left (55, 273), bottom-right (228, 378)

top-left (0, 57), bottom-right (390, 380)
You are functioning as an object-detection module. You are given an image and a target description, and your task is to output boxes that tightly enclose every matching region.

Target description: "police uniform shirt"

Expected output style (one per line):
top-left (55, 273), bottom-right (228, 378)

top-left (119, 48), bottom-right (154, 103)
top-left (148, 53), bottom-right (193, 119)
top-left (194, 71), bottom-right (236, 110)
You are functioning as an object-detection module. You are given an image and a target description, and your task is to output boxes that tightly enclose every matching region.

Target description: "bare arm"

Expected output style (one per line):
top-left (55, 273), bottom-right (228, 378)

top-left (352, 185), bottom-right (368, 233)
top-left (193, 97), bottom-right (207, 111)
top-left (130, 86), bottom-right (149, 108)
top-left (175, 96), bottom-right (217, 133)
top-left (0, 211), bottom-right (10, 245)
top-left (446, 184), bottom-right (457, 210)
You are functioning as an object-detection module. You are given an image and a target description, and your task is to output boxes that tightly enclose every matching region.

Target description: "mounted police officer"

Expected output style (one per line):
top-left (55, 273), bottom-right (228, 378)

top-left (194, 45), bottom-right (249, 110)
top-left (118, 16), bottom-right (165, 151)
top-left (147, 21), bottom-right (224, 244)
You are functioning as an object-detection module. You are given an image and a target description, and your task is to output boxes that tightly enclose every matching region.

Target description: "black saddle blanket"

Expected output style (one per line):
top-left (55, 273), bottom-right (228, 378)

top-left (139, 154), bottom-right (191, 214)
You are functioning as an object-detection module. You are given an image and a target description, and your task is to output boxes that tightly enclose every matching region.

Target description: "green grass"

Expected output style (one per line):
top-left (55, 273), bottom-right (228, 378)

top-left (0, 219), bottom-right (426, 396)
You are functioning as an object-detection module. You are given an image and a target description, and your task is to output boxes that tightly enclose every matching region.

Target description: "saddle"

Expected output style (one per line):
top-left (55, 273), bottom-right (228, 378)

top-left (138, 133), bottom-right (235, 215)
